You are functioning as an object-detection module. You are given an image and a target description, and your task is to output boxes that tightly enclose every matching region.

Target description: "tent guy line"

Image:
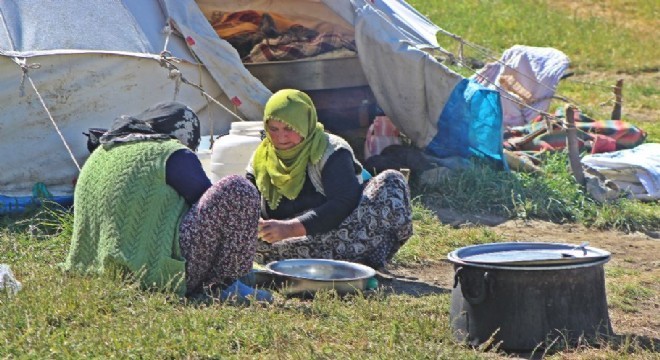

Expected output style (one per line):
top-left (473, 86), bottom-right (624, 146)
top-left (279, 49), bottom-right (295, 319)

top-left (11, 56), bottom-right (81, 171)
top-left (158, 51), bottom-right (246, 124)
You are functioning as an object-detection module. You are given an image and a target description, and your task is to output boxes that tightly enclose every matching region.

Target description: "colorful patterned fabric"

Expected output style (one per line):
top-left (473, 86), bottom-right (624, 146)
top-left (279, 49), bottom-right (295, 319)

top-left (210, 10), bottom-right (356, 62)
top-left (244, 31), bottom-right (356, 63)
top-left (254, 170), bottom-right (413, 269)
top-left (210, 10), bottom-right (302, 59)
top-left (211, 10), bottom-right (300, 40)
top-left (504, 111), bottom-right (647, 154)
top-left (178, 175), bottom-right (260, 295)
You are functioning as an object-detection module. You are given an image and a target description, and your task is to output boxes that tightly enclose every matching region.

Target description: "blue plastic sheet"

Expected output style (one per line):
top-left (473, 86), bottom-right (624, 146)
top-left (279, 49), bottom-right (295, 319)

top-left (426, 78), bottom-right (505, 166)
top-left (1, 195), bottom-right (73, 215)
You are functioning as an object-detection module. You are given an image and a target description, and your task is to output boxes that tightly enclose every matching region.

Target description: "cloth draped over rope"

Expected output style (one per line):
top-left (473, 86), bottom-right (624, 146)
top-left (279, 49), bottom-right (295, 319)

top-left (504, 107), bottom-right (647, 155)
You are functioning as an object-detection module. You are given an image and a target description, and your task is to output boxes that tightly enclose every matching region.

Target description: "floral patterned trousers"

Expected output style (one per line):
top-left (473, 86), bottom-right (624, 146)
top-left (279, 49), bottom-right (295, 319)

top-left (178, 175), bottom-right (260, 294)
top-left (255, 170), bottom-right (413, 268)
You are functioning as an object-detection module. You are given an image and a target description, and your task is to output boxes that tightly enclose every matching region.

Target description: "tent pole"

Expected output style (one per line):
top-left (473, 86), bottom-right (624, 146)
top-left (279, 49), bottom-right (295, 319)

top-left (565, 106), bottom-right (585, 186)
top-left (611, 79), bottom-right (623, 120)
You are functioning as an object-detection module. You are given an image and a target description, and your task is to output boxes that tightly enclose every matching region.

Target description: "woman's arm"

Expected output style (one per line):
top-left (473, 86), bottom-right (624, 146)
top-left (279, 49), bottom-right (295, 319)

top-left (254, 149), bottom-right (362, 242)
top-left (166, 149), bottom-right (212, 205)
top-left (258, 218), bottom-right (306, 243)
top-left (296, 149), bottom-right (362, 234)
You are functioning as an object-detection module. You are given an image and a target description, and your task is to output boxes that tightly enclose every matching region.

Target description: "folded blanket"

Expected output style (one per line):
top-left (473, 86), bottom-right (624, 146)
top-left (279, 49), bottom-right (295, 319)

top-left (581, 143), bottom-right (660, 200)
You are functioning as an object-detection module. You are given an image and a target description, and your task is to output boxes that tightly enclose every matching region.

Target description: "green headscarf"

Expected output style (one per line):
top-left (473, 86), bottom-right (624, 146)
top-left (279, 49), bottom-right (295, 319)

top-left (253, 89), bottom-right (329, 210)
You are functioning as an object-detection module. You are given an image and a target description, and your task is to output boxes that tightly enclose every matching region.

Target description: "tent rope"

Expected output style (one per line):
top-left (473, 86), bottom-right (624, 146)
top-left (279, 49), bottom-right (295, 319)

top-left (438, 32), bottom-right (623, 123)
top-left (448, 34), bottom-right (621, 111)
top-left (158, 52), bottom-right (246, 123)
top-left (160, 20), bottom-right (216, 148)
top-left (162, 20), bottom-right (173, 54)
top-left (434, 29), bottom-right (581, 124)
top-left (565, 77), bottom-right (616, 90)
top-left (12, 57), bottom-right (81, 171)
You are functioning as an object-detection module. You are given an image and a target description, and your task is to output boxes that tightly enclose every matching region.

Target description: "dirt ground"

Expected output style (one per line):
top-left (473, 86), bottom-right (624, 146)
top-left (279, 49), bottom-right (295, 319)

top-left (378, 209), bottom-right (659, 348)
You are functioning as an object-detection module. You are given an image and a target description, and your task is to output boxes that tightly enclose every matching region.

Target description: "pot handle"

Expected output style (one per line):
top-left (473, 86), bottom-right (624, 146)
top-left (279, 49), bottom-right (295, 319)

top-left (453, 267), bottom-right (493, 305)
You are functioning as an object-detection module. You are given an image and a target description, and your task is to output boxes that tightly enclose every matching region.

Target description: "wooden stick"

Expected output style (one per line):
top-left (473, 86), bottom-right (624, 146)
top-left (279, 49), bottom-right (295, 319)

top-left (565, 106), bottom-right (585, 186)
top-left (611, 79), bottom-right (623, 120)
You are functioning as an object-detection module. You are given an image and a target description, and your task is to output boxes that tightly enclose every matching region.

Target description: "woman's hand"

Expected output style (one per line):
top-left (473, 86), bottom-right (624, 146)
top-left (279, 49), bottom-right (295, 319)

top-left (258, 218), bottom-right (306, 243)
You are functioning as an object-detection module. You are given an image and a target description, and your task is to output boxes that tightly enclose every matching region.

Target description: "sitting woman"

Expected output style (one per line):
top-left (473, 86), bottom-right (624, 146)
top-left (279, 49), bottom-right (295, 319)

top-left (64, 102), bottom-right (271, 303)
top-left (247, 89), bottom-right (413, 269)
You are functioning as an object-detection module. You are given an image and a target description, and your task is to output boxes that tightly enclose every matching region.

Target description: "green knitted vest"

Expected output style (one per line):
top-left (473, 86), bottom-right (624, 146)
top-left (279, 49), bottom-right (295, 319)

top-left (64, 140), bottom-right (190, 295)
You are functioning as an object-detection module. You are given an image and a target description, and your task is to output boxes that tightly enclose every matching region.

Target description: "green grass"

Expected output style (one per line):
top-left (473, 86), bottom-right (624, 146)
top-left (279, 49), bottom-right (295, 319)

top-left (2, 204), bottom-right (656, 359)
top-left (0, 208), bottom-right (484, 359)
top-left (2, 1), bottom-right (659, 358)
top-left (413, 152), bottom-right (659, 233)
top-left (410, 0), bottom-right (660, 73)
top-left (410, 0), bottom-right (659, 138)
top-left (395, 202), bottom-right (503, 263)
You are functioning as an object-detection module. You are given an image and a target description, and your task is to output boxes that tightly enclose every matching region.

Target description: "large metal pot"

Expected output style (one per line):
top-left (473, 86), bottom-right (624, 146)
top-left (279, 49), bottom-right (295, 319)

top-left (447, 242), bottom-right (612, 351)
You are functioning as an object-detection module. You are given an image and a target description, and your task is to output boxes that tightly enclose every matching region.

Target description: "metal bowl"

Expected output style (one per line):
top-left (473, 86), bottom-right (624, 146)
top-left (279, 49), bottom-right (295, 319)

top-left (265, 259), bottom-right (376, 297)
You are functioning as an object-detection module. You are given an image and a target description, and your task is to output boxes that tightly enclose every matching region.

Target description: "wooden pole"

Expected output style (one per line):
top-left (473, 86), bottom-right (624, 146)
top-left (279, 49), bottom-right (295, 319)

top-left (611, 79), bottom-right (623, 120)
top-left (565, 106), bottom-right (585, 186)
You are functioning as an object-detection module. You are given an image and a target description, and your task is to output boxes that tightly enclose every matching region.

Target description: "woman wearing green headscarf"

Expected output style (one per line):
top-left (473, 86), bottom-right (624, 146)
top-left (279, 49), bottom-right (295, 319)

top-left (246, 89), bottom-right (413, 269)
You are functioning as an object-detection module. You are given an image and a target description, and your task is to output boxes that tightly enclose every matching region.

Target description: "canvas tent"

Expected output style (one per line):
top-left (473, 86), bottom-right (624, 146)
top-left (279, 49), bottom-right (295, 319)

top-left (0, 0), bottom-right (503, 209)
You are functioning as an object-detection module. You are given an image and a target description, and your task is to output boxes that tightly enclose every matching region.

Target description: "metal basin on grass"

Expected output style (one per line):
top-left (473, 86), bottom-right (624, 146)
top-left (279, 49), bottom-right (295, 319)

top-left (264, 258), bottom-right (376, 297)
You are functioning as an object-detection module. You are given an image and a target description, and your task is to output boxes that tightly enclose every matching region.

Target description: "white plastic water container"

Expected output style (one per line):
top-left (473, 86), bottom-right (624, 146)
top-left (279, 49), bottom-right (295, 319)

top-left (209, 122), bottom-right (263, 182)
top-left (196, 135), bottom-right (214, 178)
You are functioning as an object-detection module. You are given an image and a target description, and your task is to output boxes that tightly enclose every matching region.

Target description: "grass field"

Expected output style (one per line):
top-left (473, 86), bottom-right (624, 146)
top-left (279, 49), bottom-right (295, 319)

top-left (1, 1), bottom-right (658, 359)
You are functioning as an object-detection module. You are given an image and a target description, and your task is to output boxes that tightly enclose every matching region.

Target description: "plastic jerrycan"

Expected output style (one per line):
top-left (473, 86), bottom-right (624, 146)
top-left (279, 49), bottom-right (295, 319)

top-left (209, 121), bottom-right (263, 182)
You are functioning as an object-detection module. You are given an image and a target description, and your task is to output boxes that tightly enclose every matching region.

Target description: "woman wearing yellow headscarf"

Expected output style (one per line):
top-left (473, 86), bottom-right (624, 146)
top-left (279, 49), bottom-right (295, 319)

top-left (246, 89), bottom-right (413, 269)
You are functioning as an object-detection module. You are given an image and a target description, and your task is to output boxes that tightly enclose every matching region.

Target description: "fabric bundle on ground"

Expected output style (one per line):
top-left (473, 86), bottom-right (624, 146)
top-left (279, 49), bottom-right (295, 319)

top-left (581, 143), bottom-right (660, 201)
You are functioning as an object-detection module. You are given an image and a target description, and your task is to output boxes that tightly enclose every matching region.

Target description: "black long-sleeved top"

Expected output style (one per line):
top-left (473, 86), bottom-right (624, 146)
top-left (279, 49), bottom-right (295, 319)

top-left (248, 149), bottom-right (363, 235)
top-left (166, 148), bottom-right (363, 235)
top-left (165, 149), bottom-right (211, 205)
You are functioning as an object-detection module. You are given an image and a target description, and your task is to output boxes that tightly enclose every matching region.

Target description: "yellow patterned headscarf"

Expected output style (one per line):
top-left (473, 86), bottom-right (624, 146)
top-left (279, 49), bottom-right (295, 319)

top-left (253, 89), bottom-right (328, 210)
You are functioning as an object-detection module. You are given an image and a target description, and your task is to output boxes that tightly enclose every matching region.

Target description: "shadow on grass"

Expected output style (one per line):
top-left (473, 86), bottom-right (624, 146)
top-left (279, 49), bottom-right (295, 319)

top-left (508, 332), bottom-right (660, 359)
top-left (374, 273), bottom-right (450, 297)
top-left (425, 205), bottom-right (510, 228)
top-left (607, 333), bottom-right (660, 354)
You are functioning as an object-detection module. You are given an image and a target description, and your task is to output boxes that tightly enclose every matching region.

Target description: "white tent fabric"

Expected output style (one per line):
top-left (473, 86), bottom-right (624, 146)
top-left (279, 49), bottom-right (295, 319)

top-left (355, 0), bottom-right (442, 50)
top-left (0, 1), bottom-right (171, 56)
top-left (164, 0), bottom-right (271, 120)
top-left (354, 1), bottom-right (463, 148)
top-left (0, 0), bottom-right (268, 197)
top-left (1, 0), bottom-right (490, 201)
